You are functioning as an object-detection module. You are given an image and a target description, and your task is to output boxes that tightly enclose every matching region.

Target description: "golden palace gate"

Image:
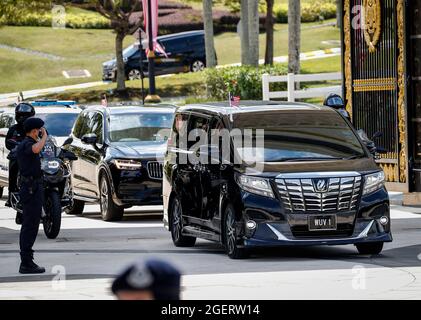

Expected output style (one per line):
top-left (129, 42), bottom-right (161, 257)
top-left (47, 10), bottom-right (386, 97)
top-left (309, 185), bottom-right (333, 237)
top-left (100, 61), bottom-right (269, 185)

top-left (341, 0), bottom-right (421, 194)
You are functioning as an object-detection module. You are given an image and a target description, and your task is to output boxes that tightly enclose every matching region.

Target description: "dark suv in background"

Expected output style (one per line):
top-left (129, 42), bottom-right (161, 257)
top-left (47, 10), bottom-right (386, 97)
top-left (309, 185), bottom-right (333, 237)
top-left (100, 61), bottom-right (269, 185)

top-left (66, 104), bottom-right (175, 221)
top-left (163, 101), bottom-right (392, 259)
top-left (103, 31), bottom-right (210, 81)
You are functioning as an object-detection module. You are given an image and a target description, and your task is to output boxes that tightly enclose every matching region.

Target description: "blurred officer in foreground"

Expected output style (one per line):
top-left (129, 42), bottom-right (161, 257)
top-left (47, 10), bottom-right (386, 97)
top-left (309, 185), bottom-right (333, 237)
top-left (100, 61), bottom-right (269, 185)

top-left (5, 103), bottom-right (35, 211)
top-left (17, 117), bottom-right (47, 274)
top-left (111, 259), bottom-right (181, 300)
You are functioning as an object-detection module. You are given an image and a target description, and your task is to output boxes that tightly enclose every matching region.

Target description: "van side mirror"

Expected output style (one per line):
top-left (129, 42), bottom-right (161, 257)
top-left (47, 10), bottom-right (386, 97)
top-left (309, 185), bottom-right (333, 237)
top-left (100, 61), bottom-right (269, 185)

top-left (81, 133), bottom-right (97, 145)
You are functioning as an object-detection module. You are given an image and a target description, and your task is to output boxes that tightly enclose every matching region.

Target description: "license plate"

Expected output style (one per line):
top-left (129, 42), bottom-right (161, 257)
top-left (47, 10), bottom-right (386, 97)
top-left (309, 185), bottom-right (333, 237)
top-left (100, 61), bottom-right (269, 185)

top-left (308, 215), bottom-right (337, 231)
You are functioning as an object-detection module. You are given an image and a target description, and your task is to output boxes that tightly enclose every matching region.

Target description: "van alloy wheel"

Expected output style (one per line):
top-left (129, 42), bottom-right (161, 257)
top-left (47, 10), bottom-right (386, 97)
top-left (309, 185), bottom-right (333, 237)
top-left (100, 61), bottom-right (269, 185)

top-left (224, 204), bottom-right (248, 259)
top-left (191, 60), bottom-right (205, 72)
top-left (171, 197), bottom-right (196, 247)
top-left (128, 69), bottom-right (141, 80)
top-left (225, 208), bottom-right (236, 255)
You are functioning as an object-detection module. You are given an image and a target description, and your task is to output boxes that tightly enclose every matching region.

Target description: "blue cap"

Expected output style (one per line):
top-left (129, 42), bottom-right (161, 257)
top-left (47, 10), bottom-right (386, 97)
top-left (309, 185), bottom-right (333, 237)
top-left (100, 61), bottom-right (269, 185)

top-left (23, 117), bottom-right (44, 133)
top-left (111, 259), bottom-right (181, 300)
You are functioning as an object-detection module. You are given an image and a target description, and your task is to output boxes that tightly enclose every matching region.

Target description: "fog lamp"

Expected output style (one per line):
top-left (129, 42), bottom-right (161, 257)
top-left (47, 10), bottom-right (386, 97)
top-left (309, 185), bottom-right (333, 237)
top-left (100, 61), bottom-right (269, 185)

top-left (246, 220), bottom-right (257, 230)
top-left (379, 216), bottom-right (389, 226)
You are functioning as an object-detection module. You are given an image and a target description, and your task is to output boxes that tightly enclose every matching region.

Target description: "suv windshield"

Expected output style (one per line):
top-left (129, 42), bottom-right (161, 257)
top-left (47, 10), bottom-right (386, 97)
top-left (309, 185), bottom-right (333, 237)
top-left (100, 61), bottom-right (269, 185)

top-left (233, 110), bottom-right (366, 162)
top-left (109, 112), bottom-right (174, 143)
top-left (37, 113), bottom-right (79, 137)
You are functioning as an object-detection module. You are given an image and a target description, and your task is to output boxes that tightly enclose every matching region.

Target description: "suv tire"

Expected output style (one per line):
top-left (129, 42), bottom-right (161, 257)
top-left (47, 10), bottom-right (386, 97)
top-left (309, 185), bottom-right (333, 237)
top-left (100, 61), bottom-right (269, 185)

top-left (356, 242), bottom-right (384, 255)
top-left (224, 204), bottom-right (248, 259)
top-left (170, 197), bottom-right (196, 247)
top-left (100, 175), bottom-right (124, 221)
top-left (0, 187), bottom-right (3, 199)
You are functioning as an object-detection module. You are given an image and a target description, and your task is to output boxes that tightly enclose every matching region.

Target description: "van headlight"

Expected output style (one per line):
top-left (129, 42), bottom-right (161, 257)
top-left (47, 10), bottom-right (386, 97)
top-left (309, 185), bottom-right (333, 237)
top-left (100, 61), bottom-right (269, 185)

top-left (363, 171), bottom-right (385, 195)
top-left (236, 174), bottom-right (275, 198)
top-left (113, 159), bottom-right (142, 170)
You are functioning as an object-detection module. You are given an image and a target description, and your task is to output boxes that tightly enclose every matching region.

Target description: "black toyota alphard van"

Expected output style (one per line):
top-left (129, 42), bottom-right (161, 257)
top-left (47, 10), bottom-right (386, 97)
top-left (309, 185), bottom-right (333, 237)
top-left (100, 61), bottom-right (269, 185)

top-left (163, 101), bottom-right (392, 259)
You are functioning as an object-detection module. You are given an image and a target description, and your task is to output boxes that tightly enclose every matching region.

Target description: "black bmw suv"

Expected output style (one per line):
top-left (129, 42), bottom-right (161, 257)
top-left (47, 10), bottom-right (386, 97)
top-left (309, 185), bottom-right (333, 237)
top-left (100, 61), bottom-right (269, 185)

top-left (66, 104), bottom-right (175, 221)
top-left (163, 101), bottom-right (392, 259)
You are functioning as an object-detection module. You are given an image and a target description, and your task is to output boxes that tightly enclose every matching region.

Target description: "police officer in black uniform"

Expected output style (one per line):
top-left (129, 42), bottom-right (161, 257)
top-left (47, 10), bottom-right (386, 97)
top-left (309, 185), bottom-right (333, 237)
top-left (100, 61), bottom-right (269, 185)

top-left (17, 117), bottom-right (47, 274)
top-left (111, 259), bottom-right (181, 300)
top-left (5, 103), bottom-right (35, 216)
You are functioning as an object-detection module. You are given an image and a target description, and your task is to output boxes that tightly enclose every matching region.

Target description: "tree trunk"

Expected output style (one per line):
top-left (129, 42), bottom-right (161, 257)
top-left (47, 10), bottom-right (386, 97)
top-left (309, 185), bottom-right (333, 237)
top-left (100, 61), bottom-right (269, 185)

top-left (336, 0), bottom-right (341, 28)
top-left (288, 0), bottom-right (301, 75)
top-left (203, 0), bottom-right (216, 68)
top-left (240, 0), bottom-right (250, 65)
top-left (248, 0), bottom-right (260, 67)
top-left (115, 32), bottom-right (126, 92)
top-left (264, 0), bottom-right (274, 65)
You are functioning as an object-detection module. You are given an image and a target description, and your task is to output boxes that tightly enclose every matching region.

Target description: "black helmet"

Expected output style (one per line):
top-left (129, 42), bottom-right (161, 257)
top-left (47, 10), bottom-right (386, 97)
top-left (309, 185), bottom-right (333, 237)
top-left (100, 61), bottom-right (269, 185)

top-left (15, 103), bottom-right (35, 124)
top-left (323, 93), bottom-right (345, 109)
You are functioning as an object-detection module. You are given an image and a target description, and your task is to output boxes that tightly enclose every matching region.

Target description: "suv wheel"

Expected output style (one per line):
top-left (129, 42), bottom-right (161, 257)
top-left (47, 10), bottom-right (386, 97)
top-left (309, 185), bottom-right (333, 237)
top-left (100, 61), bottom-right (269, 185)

top-left (190, 60), bottom-right (205, 72)
top-left (356, 242), bottom-right (384, 255)
top-left (127, 69), bottom-right (141, 80)
top-left (65, 199), bottom-right (85, 215)
top-left (100, 175), bottom-right (124, 221)
top-left (170, 197), bottom-right (196, 247)
top-left (224, 204), bottom-right (248, 259)
top-left (0, 187), bottom-right (3, 199)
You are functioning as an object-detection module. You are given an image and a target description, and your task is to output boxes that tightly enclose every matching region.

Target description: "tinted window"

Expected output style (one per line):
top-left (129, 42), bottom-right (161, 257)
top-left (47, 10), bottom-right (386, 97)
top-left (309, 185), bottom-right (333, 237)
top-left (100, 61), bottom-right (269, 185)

top-left (233, 111), bottom-right (365, 162)
top-left (109, 112), bottom-right (174, 143)
top-left (37, 113), bottom-right (79, 137)
top-left (161, 39), bottom-right (186, 53)
top-left (187, 114), bottom-right (210, 149)
top-left (72, 113), bottom-right (85, 138)
top-left (170, 112), bottom-right (189, 149)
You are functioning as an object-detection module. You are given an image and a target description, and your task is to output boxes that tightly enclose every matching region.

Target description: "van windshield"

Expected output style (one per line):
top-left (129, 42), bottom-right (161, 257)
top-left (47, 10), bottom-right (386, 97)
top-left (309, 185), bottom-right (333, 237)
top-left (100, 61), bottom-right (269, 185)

top-left (233, 110), bottom-right (366, 162)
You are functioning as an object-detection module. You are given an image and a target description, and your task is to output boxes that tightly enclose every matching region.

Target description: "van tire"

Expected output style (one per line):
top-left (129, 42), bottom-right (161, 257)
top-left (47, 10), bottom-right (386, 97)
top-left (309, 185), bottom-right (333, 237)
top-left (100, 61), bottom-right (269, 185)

top-left (190, 59), bottom-right (206, 72)
top-left (223, 204), bottom-right (249, 259)
top-left (0, 187), bottom-right (3, 199)
top-left (356, 242), bottom-right (384, 255)
top-left (65, 199), bottom-right (85, 215)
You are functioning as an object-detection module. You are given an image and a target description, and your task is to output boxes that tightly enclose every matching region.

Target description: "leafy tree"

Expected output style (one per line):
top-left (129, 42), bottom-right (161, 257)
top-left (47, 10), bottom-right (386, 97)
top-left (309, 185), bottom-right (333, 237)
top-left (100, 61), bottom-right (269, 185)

top-left (91, 0), bottom-right (142, 92)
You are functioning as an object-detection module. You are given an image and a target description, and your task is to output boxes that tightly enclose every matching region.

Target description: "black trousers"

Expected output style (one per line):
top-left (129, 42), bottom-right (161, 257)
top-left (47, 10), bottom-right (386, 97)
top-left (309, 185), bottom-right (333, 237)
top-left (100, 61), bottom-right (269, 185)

top-left (19, 180), bottom-right (43, 263)
top-left (8, 160), bottom-right (18, 197)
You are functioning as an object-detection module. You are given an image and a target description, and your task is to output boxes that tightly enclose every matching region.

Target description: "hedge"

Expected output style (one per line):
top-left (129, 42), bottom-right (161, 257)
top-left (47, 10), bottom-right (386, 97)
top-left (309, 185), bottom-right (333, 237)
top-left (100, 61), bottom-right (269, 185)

top-left (3, 7), bottom-right (110, 29)
top-left (274, 1), bottom-right (337, 23)
top-left (204, 64), bottom-right (288, 101)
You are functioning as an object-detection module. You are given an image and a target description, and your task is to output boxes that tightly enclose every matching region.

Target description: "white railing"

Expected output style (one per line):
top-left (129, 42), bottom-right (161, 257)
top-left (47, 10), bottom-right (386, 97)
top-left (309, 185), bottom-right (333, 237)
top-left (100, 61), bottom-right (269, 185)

top-left (262, 72), bottom-right (342, 102)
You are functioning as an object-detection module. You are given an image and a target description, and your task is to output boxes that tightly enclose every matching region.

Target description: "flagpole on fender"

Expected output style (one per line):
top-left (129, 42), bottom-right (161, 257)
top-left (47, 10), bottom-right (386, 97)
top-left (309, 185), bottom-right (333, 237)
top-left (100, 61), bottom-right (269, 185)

top-left (145, 0), bottom-right (161, 103)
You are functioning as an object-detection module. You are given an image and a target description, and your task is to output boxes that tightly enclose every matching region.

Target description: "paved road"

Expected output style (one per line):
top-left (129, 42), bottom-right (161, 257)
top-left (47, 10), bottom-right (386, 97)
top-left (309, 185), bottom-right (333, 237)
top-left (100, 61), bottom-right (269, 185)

top-left (0, 188), bottom-right (421, 300)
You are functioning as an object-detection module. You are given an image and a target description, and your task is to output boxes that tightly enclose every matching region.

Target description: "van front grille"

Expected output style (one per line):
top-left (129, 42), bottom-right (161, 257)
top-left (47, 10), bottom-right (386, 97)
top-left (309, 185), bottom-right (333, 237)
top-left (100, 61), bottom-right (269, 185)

top-left (275, 176), bottom-right (362, 213)
top-left (147, 161), bottom-right (163, 180)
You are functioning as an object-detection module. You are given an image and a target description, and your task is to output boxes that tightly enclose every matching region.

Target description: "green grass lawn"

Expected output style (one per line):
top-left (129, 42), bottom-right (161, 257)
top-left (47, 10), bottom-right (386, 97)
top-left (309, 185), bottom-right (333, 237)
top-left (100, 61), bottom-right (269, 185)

top-left (0, 21), bottom-right (340, 94)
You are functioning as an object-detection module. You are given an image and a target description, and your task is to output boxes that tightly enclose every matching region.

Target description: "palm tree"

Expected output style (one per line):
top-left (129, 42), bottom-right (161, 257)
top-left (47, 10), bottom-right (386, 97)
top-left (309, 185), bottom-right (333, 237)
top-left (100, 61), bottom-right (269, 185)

top-left (264, 0), bottom-right (275, 65)
top-left (288, 0), bottom-right (301, 75)
top-left (202, 0), bottom-right (217, 68)
top-left (240, 0), bottom-right (250, 65)
top-left (248, 0), bottom-right (260, 66)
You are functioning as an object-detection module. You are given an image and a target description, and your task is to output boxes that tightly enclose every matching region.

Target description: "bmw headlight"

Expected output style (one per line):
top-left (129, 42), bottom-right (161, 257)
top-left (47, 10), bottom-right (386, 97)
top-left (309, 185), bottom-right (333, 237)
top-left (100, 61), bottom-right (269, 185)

top-left (363, 171), bottom-right (385, 195)
top-left (236, 174), bottom-right (275, 198)
top-left (114, 159), bottom-right (142, 170)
